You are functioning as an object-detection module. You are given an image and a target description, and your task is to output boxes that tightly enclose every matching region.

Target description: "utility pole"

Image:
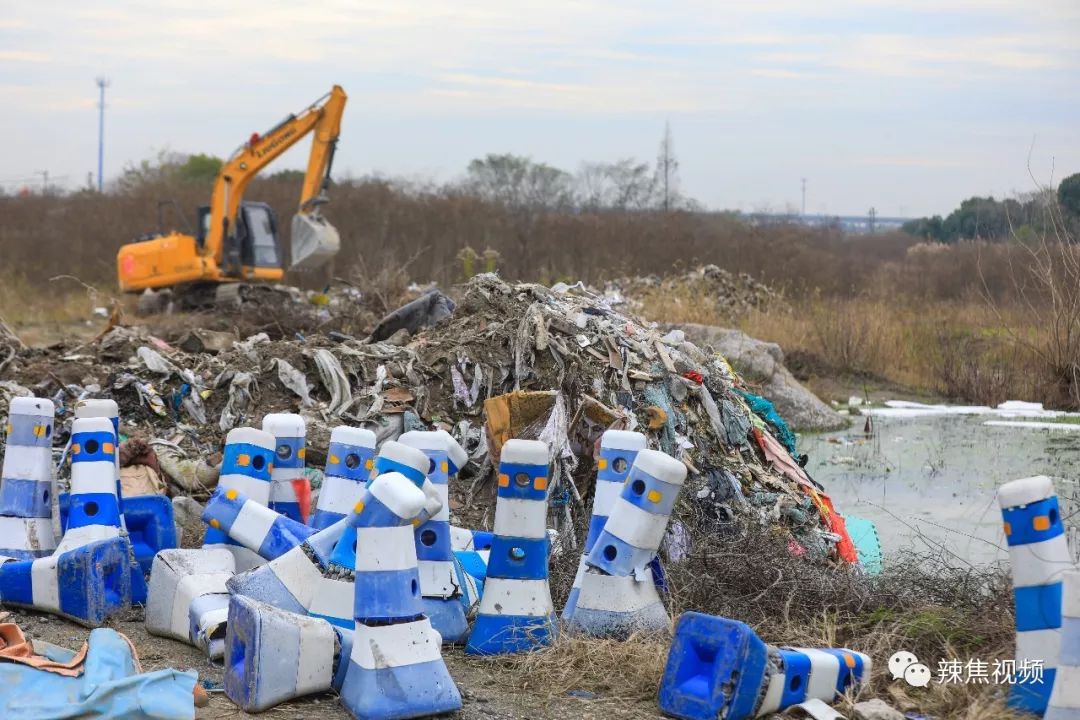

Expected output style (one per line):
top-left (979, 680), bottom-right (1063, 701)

top-left (36, 170), bottom-right (48, 194)
top-left (801, 178), bottom-right (807, 217)
top-left (868, 207), bottom-right (877, 234)
top-left (96, 77), bottom-right (109, 192)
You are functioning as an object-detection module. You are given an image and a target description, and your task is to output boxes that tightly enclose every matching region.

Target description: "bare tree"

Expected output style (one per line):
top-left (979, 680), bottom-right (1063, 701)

top-left (576, 158), bottom-right (655, 211)
top-left (464, 154), bottom-right (574, 275)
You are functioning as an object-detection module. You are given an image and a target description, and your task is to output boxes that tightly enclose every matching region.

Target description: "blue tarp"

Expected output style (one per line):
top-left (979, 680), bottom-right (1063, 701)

top-left (0, 628), bottom-right (197, 720)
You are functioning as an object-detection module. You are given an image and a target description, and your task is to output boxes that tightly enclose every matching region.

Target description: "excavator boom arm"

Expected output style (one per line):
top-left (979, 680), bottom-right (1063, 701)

top-left (203, 85), bottom-right (347, 266)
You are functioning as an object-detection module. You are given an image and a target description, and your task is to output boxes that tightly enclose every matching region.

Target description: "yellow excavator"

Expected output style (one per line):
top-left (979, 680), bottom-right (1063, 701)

top-left (117, 85), bottom-right (347, 305)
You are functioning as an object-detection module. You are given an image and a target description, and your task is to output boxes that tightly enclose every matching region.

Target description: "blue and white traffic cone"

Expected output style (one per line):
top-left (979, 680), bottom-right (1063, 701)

top-left (224, 593), bottom-right (353, 712)
top-left (328, 440), bottom-right (430, 572)
top-left (145, 548), bottom-right (236, 658)
top-left (311, 426), bottom-right (376, 530)
top-left (1047, 569), bottom-right (1080, 720)
top-left (263, 413), bottom-right (309, 523)
top-left (57, 417), bottom-right (124, 549)
top-left (203, 485), bottom-right (316, 561)
top-left (339, 470), bottom-right (462, 720)
top-left (465, 439), bottom-right (556, 655)
top-left (999, 475), bottom-right (1073, 715)
top-left (569, 448), bottom-right (686, 638)
top-left (658, 612), bottom-right (871, 720)
top-left (0, 397), bottom-right (58, 560)
top-left (226, 515), bottom-right (357, 627)
top-left (73, 399), bottom-right (166, 604)
top-left (0, 417), bottom-right (132, 626)
top-left (399, 430), bottom-right (469, 643)
top-left (203, 427), bottom-right (276, 572)
top-left (563, 429), bottom-right (646, 623)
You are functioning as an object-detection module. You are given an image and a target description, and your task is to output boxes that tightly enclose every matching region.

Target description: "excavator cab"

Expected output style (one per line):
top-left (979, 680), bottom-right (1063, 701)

top-left (197, 202), bottom-right (282, 275)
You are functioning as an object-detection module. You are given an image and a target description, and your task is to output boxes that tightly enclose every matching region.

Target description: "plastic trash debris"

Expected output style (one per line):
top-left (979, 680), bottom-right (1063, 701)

top-left (0, 626), bottom-right (200, 720)
top-left (271, 359), bottom-right (312, 407)
top-left (313, 348), bottom-right (352, 416)
top-left (369, 288), bottom-right (456, 342)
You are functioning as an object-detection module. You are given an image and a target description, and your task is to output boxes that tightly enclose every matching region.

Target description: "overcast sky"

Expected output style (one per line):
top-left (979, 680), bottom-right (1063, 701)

top-left (2, 1), bottom-right (1078, 216)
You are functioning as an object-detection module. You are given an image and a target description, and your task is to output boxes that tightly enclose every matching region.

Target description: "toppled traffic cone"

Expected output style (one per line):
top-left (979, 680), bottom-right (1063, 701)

top-left (224, 593), bottom-right (353, 712)
top-left (465, 439), bottom-right (556, 655)
top-left (202, 486), bottom-right (315, 562)
top-left (339, 470), bottom-right (461, 720)
top-left (998, 475), bottom-right (1072, 715)
top-left (262, 413), bottom-right (309, 524)
top-left (563, 429), bottom-right (647, 624)
top-left (202, 427), bottom-right (276, 572)
top-left (145, 548), bottom-right (236, 658)
top-left (569, 448), bottom-right (686, 638)
top-left (658, 612), bottom-right (871, 720)
top-left (226, 514), bottom-right (355, 625)
top-left (311, 426), bottom-right (376, 530)
top-left (0, 397), bottom-right (58, 560)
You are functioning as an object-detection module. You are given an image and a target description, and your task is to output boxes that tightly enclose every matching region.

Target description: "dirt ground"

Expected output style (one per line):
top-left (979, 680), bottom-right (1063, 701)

top-left (5, 605), bottom-right (663, 720)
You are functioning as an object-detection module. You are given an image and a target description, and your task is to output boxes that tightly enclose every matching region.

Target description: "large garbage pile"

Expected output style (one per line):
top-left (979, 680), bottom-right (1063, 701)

top-left (0, 273), bottom-right (847, 563)
top-left (604, 264), bottom-right (780, 322)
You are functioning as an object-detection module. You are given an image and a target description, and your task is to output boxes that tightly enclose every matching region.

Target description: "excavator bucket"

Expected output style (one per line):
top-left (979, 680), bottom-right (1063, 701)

top-left (290, 213), bottom-right (341, 270)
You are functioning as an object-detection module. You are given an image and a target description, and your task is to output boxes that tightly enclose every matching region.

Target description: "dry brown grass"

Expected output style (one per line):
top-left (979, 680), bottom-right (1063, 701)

top-left (473, 515), bottom-right (1022, 719)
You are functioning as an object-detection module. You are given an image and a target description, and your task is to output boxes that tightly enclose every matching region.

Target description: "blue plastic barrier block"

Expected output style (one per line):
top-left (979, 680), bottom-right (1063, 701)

top-left (658, 613), bottom-right (768, 720)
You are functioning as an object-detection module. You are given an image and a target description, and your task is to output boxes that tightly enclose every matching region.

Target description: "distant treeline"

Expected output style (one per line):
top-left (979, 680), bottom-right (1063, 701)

top-left (901, 174), bottom-right (1080, 243)
top-left (0, 149), bottom-right (1073, 306)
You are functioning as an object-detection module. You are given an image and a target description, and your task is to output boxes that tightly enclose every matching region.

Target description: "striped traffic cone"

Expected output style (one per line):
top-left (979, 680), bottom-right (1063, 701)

top-left (203, 427), bottom-right (276, 572)
top-left (658, 612), bottom-right (871, 720)
top-left (328, 440), bottom-right (430, 571)
top-left (311, 426), bottom-right (376, 530)
top-left (999, 475), bottom-right (1073, 714)
top-left (226, 513), bottom-right (357, 627)
top-left (0, 417), bottom-right (132, 625)
top-left (0, 397), bottom-right (58, 560)
top-left (465, 439), bottom-right (556, 655)
top-left (72, 399), bottom-right (167, 604)
top-left (399, 430), bottom-right (469, 643)
top-left (562, 429), bottom-right (647, 623)
top-left (263, 413), bottom-right (309, 523)
top-left (339, 470), bottom-right (461, 720)
top-left (203, 485), bottom-right (316, 561)
top-left (1047, 569), bottom-right (1080, 720)
top-left (569, 448), bottom-right (685, 638)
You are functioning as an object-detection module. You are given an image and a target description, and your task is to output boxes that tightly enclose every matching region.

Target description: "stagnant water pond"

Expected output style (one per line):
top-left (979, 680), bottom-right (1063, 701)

top-left (802, 402), bottom-right (1080, 567)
